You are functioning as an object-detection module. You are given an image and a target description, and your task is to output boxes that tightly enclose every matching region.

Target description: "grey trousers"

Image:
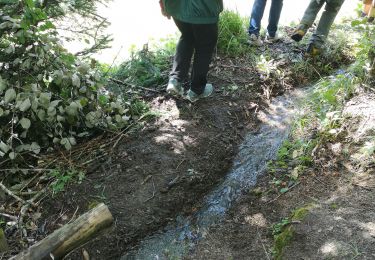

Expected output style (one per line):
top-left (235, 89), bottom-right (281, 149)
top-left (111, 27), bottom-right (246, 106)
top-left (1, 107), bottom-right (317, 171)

top-left (300, 0), bottom-right (345, 47)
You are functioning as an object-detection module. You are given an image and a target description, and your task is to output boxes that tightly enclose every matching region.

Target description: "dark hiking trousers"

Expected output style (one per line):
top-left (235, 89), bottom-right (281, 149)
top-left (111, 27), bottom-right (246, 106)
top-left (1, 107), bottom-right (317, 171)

top-left (170, 19), bottom-right (218, 95)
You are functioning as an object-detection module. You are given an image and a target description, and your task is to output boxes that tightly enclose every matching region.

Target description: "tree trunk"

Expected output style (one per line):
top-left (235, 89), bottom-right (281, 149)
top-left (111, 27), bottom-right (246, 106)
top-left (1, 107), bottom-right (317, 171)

top-left (11, 203), bottom-right (113, 260)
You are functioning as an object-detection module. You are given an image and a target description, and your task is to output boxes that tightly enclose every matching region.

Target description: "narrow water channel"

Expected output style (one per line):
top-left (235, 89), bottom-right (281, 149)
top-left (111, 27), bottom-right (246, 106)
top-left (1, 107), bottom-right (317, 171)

top-left (122, 89), bottom-right (306, 260)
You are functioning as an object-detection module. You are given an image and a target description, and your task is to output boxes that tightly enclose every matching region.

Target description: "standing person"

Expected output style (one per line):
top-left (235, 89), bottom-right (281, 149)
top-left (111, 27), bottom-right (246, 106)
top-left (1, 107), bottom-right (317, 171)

top-left (362, 0), bottom-right (375, 22)
top-left (291, 0), bottom-right (345, 56)
top-left (247, 0), bottom-right (284, 46)
top-left (160, 0), bottom-right (223, 103)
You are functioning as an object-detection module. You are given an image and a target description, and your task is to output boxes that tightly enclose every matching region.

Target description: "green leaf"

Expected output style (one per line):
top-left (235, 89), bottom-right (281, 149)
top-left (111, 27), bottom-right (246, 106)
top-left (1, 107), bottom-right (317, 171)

top-left (4, 88), bottom-right (16, 103)
top-left (280, 188), bottom-right (289, 194)
top-left (37, 109), bottom-right (46, 121)
top-left (39, 21), bottom-right (55, 31)
top-left (0, 142), bottom-right (10, 153)
top-left (19, 98), bottom-right (31, 112)
top-left (50, 100), bottom-right (61, 108)
top-left (39, 92), bottom-right (51, 107)
top-left (9, 152), bottom-right (16, 160)
top-left (30, 142), bottom-right (41, 154)
top-left (19, 118), bottom-right (31, 129)
top-left (0, 77), bottom-right (6, 93)
top-left (72, 74), bottom-right (80, 88)
top-left (99, 95), bottom-right (108, 105)
top-left (60, 138), bottom-right (72, 150)
top-left (47, 107), bottom-right (56, 117)
top-left (68, 137), bottom-right (77, 146)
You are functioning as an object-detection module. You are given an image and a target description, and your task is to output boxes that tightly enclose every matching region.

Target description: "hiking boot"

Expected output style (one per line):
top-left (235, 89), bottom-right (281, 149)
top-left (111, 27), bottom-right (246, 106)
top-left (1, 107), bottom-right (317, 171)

top-left (166, 78), bottom-right (184, 96)
top-left (265, 33), bottom-right (280, 44)
top-left (185, 83), bottom-right (214, 103)
top-left (247, 34), bottom-right (263, 46)
top-left (306, 43), bottom-right (322, 57)
top-left (291, 24), bottom-right (307, 42)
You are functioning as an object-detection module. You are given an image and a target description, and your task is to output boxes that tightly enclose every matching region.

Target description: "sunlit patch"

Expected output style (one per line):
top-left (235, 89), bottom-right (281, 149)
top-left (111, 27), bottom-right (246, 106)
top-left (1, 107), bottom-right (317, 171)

top-left (154, 134), bottom-right (185, 154)
top-left (359, 222), bottom-right (375, 239)
top-left (245, 213), bottom-right (267, 227)
top-left (150, 97), bottom-right (181, 120)
top-left (320, 241), bottom-right (339, 256)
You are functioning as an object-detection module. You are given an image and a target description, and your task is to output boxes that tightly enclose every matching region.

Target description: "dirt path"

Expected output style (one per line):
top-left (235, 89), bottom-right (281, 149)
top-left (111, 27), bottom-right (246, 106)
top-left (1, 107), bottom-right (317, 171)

top-left (29, 38), bottom-right (353, 260)
top-left (41, 62), bottom-right (263, 259)
top-left (189, 93), bottom-right (375, 260)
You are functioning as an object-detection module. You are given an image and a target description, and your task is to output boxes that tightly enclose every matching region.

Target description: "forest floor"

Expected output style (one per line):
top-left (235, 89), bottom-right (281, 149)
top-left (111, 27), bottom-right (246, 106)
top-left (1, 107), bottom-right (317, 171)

top-left (190, 92), bottom-right (375, 260)
top-left (3, 26), bottom-right (374, 260)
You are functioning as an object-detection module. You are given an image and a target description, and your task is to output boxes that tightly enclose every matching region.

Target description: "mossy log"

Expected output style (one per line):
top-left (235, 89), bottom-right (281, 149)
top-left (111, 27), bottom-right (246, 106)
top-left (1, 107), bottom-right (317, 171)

top-left (10, 203), bottom-right (113, 260)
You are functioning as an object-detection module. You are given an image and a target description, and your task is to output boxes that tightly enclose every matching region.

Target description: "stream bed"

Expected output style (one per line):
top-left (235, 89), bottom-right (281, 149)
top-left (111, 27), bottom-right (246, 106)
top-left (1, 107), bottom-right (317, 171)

top-left (122, 89), bottom-right (306, 260)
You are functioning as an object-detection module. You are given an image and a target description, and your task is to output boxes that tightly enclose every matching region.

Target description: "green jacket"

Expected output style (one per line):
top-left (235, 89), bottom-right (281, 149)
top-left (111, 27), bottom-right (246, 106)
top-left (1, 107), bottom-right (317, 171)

top-left (162, 0), bottom-right (223, 24)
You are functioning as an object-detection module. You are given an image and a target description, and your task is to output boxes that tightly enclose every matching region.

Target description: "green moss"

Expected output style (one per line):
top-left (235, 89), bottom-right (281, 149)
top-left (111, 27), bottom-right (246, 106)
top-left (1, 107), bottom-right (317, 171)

top-left (273, 226), bottom-right (294, 260)
top-left (330, 203), bottom-right (339, 209)
top-left (88, 201), bottom-right (100, 210)
top-left (0, 228), bottom-right (9, 252)
top-left (250, 187), bottom-right (263, 196)
top-left (272, 204), bottom-right (315, 259)
top-left (292, 207), bottom-right (309, 221)
top-left (291, 204), bottom-right (315, 221)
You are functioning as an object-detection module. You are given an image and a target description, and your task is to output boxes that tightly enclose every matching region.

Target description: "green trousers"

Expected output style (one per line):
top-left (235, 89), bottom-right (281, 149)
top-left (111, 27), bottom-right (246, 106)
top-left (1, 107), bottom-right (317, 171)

top-left (300, 0), bottom-right (345, 47)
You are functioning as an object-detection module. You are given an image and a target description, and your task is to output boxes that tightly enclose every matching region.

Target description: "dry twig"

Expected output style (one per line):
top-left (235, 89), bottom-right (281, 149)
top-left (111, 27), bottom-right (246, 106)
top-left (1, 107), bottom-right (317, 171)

top-left (0, 182), bottom-right (27, 205)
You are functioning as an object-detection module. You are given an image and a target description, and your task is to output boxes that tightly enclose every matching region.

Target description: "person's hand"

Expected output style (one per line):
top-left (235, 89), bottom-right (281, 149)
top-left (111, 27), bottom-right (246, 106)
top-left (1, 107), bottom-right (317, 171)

top-left (159, 0), bottom-right (171, 19)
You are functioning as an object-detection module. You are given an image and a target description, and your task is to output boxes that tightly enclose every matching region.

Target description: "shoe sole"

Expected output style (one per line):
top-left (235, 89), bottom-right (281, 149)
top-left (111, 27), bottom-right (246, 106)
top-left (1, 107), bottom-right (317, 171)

top-left (291, 31), bottom-right (305, 42)
top-left (166, 87), bottom-right (183, 96)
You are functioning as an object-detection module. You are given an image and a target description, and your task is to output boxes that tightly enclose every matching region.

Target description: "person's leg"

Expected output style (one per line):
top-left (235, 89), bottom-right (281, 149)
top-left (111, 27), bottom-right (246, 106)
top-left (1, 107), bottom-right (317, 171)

top-left (291, 0), bottom-right (325, 42)
top-left (267, 0), bottom-right (283, 37)
top-left (369, 6), bottom-right (375, 22)
top-left (248, 0), bottom-right (267, 36)
top-left (169, 19), bottom-right (194, 83)
top-left (300, 0), bottom-right (326, 27)
top-left (190, 23), bottom-right (218, 95)
top-left (363, 0), bottom-right (372, 16)
top-left (310, 0), bottom-right (345, 48)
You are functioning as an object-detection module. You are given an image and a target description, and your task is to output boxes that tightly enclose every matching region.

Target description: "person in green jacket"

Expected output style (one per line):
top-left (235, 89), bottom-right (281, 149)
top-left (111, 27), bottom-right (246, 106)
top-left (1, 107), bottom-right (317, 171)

top-left (160, 0), bottom-right (223, 103)
top-left (291, 0), bottom-right (345, 56)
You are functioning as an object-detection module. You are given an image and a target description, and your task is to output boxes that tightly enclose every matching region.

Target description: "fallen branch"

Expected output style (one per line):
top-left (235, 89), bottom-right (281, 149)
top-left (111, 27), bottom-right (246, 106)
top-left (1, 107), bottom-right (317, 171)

top-left (18, 189), bottom-right (46, 229)
top-left (11, 203), bottom-right (113, 260)
top-left (0, 212), bottom-right (17, 221)
top-left (0, 182), bottom-right (27, 205)
top-left (110, 77), bottom-right (162, 93)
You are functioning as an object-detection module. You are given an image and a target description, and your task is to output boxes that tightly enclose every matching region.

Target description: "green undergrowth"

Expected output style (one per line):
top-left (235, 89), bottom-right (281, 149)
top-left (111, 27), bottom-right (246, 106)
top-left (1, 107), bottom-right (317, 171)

top-left (272, 204), bottom-right (316, 259)
top-left (267, 15), bottom-right (374, 205)
top-left (108, 37), bottom-right (176, 92)
top-left (218, 10), bottom-right (249, 56)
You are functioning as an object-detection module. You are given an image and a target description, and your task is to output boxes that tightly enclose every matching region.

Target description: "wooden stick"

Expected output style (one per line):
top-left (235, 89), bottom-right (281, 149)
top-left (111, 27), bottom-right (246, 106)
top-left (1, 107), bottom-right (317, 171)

top-left (0, 182), bottom-right (26, 205)
top-left (11, 203), bottom-right (113, 260)
top-left (109, 77), bottom-right (161, 93)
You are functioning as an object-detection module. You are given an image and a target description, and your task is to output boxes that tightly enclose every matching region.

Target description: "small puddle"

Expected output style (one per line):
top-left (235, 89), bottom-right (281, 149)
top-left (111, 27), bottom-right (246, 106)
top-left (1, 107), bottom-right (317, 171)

top-left (122, 89), bottom-right (306, 260)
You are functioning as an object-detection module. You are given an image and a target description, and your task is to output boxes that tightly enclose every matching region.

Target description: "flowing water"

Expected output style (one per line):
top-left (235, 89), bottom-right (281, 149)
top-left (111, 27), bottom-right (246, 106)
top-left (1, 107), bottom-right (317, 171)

top-left (122, 89), bottom-right (307, 260)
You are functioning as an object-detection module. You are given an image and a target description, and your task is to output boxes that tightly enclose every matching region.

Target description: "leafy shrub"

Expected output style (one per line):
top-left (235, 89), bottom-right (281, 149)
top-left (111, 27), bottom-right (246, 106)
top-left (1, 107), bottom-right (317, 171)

top-left (110, 39), bottom-right (176, 91)
top-left (0, 1), bottom-right (130, 162)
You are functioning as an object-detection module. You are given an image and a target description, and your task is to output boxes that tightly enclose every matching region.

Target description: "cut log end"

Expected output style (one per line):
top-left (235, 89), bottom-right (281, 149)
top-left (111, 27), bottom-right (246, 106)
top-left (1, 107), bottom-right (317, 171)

top-left (11, 203), bottom-right (113, 260)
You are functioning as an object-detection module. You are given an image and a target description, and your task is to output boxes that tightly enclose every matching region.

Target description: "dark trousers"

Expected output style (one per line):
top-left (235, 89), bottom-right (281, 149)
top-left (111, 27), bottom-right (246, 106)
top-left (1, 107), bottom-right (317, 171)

top-left (170, 19), bottom-right (218, 95)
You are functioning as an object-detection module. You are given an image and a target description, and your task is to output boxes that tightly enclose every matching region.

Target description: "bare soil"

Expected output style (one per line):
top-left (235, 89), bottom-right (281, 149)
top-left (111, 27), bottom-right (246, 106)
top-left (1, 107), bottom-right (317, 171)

top-left (38, 59), bottom-right (266, 259)
top-left (3, 37), bottom-right (357, 260)
top-left (189, 92), bottom-right (375, 260)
